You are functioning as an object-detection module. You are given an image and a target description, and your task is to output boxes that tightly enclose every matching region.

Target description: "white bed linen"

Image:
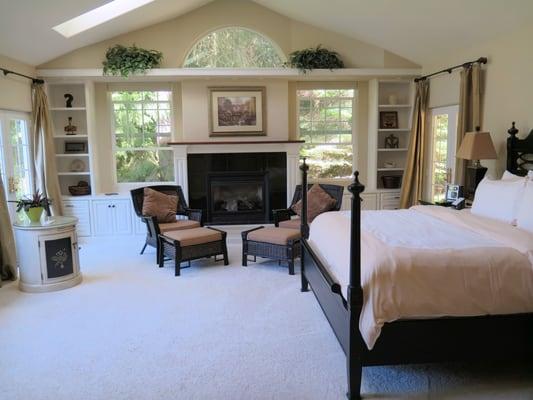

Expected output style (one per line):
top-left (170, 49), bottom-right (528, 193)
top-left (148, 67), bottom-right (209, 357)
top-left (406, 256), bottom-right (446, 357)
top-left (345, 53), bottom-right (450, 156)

top-left (308, 206), bottom-right (533, 350)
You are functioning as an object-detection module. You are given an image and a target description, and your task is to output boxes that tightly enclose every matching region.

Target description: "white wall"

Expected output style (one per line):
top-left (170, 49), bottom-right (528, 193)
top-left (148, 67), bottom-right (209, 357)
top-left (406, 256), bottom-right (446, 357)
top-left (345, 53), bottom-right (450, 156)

top-left (424, 22), bottom-right (533, 177)
top-left (180, 80), bottom-right (289, 141)
top-left (0, 54), bottom-right (35, 113)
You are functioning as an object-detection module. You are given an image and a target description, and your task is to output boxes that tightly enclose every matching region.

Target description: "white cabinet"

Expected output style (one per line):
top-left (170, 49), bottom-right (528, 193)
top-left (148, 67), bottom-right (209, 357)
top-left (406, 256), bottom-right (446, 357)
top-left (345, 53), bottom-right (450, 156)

top-left (13, 216), bottom-right (82, 293)
top-left (342, 192), bottom-right (379, 211)
top-left (63, 200), bottom-right (91, 236)
top-left (361, 193), bottom-right (378, 210)
top-left (91, 199), bottom-right (132, 236)
top-left (379, 190), bottom-right (401, 210)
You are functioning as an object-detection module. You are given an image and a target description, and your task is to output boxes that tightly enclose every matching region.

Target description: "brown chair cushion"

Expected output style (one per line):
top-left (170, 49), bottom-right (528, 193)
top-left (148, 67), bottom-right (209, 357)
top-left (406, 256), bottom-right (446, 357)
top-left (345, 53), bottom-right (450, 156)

top-left (278, 218), bottom-right (301, 229)
top-left (159, 220), bottom-right (201, 233)
top-left (163, 227), bottom-right (223, 247)
top-left (291, 185), bottom-right (336, 222)
top-left (248, 227), bottom-right (301, 246)
top-left (142, 188), bottom-right (178, 223)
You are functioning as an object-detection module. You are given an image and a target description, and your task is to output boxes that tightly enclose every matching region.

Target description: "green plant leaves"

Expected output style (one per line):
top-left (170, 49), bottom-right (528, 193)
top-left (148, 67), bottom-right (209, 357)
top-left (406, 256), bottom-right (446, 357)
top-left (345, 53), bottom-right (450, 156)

top-left (102, 44), bottom-right (163, 77)
top-left (285, 45), bottom-right (344, 73)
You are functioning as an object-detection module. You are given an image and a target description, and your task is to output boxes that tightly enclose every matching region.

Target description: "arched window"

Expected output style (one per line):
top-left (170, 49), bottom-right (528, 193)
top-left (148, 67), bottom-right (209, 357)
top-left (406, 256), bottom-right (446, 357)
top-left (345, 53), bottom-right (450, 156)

top-left (183, 27), bottom-right (285, 68)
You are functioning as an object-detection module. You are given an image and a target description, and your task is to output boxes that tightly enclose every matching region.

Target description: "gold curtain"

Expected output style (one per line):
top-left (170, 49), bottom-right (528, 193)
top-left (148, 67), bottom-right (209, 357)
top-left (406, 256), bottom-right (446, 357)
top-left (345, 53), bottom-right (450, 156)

top-left (455, 64), bottom-right (483, 184)
top-left (0, 175), bottom-right (17, 284)
top-left (31, 83), bottom-right (64, 215)
top-left (400, 80), bottom-right (429, 209)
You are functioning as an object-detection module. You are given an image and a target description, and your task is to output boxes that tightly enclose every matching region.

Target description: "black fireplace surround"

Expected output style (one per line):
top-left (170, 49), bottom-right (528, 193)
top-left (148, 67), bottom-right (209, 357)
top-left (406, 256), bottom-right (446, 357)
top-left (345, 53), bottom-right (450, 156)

top-left (188, 153), bottom-right (287, 224)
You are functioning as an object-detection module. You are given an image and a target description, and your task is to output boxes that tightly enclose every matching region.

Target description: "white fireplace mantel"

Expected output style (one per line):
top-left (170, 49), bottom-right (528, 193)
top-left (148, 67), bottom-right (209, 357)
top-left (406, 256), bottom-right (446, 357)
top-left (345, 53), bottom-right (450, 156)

top-left (169, 140), bottom-right (304, 205)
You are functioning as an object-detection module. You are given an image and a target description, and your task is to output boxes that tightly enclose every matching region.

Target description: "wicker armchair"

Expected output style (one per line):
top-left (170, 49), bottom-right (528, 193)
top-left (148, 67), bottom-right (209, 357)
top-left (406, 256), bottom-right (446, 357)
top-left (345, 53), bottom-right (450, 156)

top-left (273, 184), bottom-right (344, 228)
top-left (130, 185), bottom-right (203, 257)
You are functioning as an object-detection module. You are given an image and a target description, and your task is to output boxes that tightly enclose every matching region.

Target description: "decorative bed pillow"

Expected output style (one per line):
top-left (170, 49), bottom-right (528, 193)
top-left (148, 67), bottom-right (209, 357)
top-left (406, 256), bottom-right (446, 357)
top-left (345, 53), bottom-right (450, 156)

top-left (516, 182), bottom-right (533, 233)
top-left (292, 184), bottom-right (337, 222)
top-left (501, 170), bottom-right (527, 182)
top-left (142, 188), bottom-right (178, 223)
top-left (471, 178), bottom-right (525, 224)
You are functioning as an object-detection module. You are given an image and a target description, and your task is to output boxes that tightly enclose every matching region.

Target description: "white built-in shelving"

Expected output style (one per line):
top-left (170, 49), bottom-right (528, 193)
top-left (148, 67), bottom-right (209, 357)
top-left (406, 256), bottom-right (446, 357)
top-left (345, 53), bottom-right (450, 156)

top-left (367, 79), bottom-right (415, 208)
top-left (46, 82), bottom-right (95, 196)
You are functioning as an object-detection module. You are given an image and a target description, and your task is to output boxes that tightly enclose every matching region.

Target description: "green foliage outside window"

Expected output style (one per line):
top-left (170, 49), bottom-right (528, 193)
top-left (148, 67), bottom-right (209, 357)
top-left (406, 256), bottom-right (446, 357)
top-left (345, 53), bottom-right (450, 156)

top-left (112, 91), bottom-right (174, 183)
top-left (431, 114), bottom-right (449, 202)
top-left (184, 27), bottom-right (285, 68)
top-left (298, 89), bottom-right (354, 179)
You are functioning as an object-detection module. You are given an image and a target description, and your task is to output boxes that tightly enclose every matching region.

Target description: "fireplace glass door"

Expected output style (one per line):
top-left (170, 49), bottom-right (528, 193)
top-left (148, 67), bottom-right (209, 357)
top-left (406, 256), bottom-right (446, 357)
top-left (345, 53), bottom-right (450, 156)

top-left (207, 172), bottom-right (269, 224)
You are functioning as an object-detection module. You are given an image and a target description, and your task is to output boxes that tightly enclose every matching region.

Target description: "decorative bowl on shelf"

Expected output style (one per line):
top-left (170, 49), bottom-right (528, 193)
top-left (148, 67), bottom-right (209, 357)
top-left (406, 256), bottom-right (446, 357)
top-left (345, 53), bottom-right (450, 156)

top-left (68, 181), bottom-right (91, 196)
top-left (381, 175), bottom-right (402, 189)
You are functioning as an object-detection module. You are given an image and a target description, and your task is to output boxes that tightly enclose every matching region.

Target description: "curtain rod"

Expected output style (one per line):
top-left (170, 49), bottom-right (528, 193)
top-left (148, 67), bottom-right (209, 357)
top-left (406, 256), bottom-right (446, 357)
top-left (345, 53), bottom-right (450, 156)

top-left (414, 57), bottom-right (487, 83)
top-left (1, 67), bottom-right (44, 84)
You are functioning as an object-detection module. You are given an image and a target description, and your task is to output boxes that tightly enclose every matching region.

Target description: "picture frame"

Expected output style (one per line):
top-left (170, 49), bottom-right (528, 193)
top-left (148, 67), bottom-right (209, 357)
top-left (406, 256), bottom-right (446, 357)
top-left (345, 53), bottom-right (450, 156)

top-left (65, 142), bottom-right (87, 153)
top-left (208, 87), bottom-right (266, 136)
top-left (379, 111), bottom-right (399, 129)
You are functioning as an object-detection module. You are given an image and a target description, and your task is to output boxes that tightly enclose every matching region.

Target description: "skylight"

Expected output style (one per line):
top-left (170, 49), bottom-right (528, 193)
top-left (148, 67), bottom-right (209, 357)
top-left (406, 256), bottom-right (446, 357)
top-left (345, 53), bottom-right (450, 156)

top-left (52, 0), bottom-right (154, 38)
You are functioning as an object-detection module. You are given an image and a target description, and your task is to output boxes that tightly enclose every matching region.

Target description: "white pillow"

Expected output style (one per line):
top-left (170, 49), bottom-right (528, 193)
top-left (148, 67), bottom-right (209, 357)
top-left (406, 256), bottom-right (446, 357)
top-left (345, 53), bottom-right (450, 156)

top-left (501, 170), bottom-right (527, 182)
top-left (471, 178), bottom-right (525, 224)
top-left (528, 170), bottom-right (533, 179)
top-left (516, 182), bottom-right (533, 233)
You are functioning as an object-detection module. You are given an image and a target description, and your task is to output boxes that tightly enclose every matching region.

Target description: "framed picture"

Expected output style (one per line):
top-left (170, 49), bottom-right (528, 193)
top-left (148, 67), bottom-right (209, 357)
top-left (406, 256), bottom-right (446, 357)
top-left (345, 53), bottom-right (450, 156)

top-left (208, 87), bottom-right (266, 136)
top-left (65, 142), bottom-right (86, 153)
top-left (379, 111), bottom-right (399, 129)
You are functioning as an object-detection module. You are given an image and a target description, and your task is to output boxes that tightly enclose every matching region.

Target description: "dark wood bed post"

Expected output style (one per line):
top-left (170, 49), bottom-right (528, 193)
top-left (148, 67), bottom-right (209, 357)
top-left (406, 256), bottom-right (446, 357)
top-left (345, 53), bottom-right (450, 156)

top-left (507, 122), bottom-right (519, 173)
top-left (347, 171), bottom-right (365, 400)
top-left (300, 158), bottom-right (310, 292)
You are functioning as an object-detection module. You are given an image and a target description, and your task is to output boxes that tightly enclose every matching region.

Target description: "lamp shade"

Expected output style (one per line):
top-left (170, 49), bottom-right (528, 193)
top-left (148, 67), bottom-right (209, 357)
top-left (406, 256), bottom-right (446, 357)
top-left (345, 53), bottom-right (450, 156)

top-left (456, 130), bottom-right (497, 160)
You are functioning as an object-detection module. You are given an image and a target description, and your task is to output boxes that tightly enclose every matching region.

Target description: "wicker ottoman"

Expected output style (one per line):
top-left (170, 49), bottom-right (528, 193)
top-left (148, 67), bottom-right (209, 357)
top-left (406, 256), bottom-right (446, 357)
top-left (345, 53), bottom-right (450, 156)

top-left (158, 227), bottom-right (228, 276)
top-left (241, 226), bottom-right (301, 275)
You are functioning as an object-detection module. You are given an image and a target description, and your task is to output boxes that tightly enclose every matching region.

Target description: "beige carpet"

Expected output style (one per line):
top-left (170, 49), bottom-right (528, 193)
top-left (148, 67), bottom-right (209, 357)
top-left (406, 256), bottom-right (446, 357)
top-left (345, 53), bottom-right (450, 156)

top-left (1, 236), bottom-right (532, 400)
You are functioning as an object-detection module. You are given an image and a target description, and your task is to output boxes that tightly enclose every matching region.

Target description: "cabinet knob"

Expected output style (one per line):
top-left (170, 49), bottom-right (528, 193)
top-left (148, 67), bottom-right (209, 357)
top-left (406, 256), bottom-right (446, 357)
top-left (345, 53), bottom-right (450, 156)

top-left (108, 205), bottom-right (111, 208)
top-left (112, 205), bottom-right (116, 208)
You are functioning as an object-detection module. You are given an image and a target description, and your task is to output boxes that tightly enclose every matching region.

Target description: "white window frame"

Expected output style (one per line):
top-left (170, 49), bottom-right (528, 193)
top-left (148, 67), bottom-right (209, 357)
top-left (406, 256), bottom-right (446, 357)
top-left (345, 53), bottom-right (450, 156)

top-left (109, 90), bottom-right (175, 190)
top-left (427, 105), bottom-right (458, 201)
top-left (296, 88), bottom-right (358, 181)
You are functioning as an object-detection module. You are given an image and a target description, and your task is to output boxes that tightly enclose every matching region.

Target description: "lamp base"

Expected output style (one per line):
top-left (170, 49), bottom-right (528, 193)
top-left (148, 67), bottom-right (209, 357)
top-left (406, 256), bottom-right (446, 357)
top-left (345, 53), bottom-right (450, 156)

top-left (465, 164), bottom-right (488, 200)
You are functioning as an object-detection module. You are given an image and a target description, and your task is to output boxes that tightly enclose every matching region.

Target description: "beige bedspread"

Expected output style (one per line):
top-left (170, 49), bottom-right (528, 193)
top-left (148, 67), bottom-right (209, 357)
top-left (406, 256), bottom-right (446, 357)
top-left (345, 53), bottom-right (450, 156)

top-left (308, 206), bottom-right (533, 349)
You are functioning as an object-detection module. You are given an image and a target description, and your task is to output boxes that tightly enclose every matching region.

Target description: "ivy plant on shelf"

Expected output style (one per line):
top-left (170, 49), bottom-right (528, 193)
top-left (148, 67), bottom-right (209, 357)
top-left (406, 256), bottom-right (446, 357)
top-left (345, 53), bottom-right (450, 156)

top-left (284, 45), bottom-right (344, 73)
top-left (102, 44), bottom-right (163, 77)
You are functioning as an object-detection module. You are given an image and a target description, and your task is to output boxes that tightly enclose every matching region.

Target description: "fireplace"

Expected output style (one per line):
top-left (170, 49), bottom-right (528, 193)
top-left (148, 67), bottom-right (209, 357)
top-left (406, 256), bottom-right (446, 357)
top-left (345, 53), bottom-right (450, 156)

top-left (187, 152), bottom-right (287, 224)
top-left (207, 172), bottom-right (269, 224)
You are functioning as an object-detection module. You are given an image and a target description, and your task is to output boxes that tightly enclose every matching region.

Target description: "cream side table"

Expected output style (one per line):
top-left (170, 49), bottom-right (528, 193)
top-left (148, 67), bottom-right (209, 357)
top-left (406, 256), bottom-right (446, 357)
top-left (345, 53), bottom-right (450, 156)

top-left (13, 216), bottom-right (82, 293)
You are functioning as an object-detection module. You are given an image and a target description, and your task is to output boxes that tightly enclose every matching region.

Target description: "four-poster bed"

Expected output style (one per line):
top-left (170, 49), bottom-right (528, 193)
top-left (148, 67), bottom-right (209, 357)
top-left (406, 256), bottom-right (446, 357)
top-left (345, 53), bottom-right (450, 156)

top-left (299, 124), bottom-right (533, 399)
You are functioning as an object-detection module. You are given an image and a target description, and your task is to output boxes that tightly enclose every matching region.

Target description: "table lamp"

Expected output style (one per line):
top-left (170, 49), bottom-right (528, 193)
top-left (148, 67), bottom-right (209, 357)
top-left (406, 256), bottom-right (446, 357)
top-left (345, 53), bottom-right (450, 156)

top-left (456, 127), bottom-right (497, 199)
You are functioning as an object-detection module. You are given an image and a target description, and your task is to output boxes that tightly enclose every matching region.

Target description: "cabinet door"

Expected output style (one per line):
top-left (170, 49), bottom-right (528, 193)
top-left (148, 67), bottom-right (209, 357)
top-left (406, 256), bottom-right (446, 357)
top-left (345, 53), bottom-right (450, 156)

top-left (112, 200), bottom-right (132, 235)
top-left (91, 201), bottom-right (113, 236)
top-left (63, 200), bottom-right (92, 236)
top-left (361, 193), bottom-right (378, 210)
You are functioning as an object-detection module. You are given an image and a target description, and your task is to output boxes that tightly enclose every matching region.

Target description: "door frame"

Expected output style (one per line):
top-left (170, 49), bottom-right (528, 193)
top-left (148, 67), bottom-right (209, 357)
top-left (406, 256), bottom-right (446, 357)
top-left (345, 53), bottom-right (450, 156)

top-left (0, 110), bottom-right (33, 218)
top-left (426, 105), bottom-right (459, 202)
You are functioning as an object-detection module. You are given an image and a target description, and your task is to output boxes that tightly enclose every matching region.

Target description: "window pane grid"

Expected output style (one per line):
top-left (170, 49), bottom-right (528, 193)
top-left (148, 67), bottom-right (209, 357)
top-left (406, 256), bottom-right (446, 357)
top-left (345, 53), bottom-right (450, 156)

top-left (111, 91), bottom-right (174, 183)
top-left (298, 89), bottom-right (355, 179)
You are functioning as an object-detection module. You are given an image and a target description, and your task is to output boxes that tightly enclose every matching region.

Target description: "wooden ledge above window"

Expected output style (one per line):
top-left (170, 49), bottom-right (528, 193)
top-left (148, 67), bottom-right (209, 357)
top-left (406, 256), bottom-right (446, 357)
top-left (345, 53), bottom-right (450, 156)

top-left (167, 140), bottom-right (305, 145)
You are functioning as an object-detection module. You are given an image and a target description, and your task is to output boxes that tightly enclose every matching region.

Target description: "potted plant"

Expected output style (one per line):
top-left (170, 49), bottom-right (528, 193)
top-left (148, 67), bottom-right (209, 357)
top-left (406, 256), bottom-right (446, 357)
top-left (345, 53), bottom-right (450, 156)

top-left (103, 44), bottom-right (163, 77)
top-left (284, 45), bottom-right (344, 73)
top-left (13, 192), bottom-right (51, 223)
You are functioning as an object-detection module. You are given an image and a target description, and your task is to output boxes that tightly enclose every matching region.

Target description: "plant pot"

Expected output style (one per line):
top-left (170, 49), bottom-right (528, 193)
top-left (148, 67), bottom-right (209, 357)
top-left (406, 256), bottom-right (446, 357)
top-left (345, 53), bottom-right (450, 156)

top-left (25, 206), bottom-right (44, 223)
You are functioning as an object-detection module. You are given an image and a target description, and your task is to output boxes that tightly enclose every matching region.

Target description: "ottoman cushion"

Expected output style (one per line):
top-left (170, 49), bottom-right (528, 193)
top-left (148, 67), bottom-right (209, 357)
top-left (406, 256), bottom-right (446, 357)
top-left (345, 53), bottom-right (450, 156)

top-left (159, 219), bottom-right (200, 233)
top-left (163, 227), bottom-right (222, 247)
top-left (248, 227), bottom-right (301, 246)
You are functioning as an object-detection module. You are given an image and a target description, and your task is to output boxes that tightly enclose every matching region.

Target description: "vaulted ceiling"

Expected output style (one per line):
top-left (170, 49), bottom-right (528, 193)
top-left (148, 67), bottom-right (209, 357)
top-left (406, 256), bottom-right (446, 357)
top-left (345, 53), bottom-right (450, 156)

top-left (1, 0), bottom-right (533, 67)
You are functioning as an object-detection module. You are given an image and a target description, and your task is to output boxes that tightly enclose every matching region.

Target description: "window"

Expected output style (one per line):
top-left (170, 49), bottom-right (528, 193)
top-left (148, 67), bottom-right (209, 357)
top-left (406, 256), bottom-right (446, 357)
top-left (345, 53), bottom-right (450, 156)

top-left (429, 105), bottom-right (458, 202)
top-left (0, 111), bottom-right (33, 218)
top-left (297, 89), bottom-right (355, 179)
top-left (184, 27), bottom-right (285, 68)
top-left (111, 91), bottom-right (174, 184)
